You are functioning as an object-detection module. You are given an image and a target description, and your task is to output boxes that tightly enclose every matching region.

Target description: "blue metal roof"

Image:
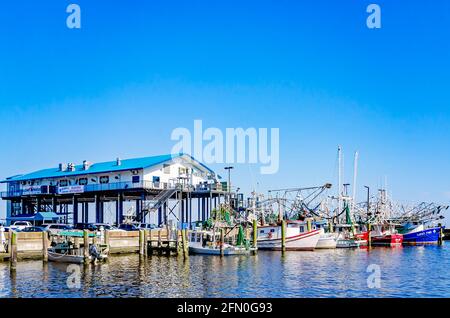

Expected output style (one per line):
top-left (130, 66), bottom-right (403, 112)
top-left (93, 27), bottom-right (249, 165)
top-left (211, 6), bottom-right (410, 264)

top-left (2, 153), bottom-right (209, 182)
top-left (7, 212), bottom-right (60, 221)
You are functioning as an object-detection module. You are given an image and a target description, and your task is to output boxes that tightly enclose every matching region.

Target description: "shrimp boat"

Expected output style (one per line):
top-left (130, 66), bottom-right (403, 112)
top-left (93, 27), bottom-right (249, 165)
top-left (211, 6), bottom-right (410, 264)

top-left (316, 228), bottom-right (338, 249)
top-left (48, 231), bottom-right (109, 264)
top-left (188, 229), bottom-right (256, 255)
top-left (257, 221), bottom-right (320, 251)
top-left (370, 224), bottom-right (403, 246)
top-left (334, 225), bottom-right (368, 248)
top-left (398, 223), bottom-right (442, 245)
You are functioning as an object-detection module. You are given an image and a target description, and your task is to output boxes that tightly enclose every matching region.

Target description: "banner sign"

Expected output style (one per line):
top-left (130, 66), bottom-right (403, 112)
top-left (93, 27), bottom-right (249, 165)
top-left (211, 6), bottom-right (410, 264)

top-left (22, 186), bottom-right (42, 195)
top-left (57, 185), bottom-right (85, 194)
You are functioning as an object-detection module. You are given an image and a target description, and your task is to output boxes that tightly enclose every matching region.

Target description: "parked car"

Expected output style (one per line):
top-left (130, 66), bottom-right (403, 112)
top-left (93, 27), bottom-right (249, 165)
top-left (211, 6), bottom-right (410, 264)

top-left (9, 221), bottom-right (33, 231)
top-left (41, 223), bottom-right (73, 235)
top-left (118, 223), bottom-right (139, 231)
top-left (93, 223), bottom-right (122, 231)
top-left (74, 223), bottom-right (98, 231)
top-left (19, 226), bottom-right (44, 233)
top-left (137, 223), bottom-right (158, 230)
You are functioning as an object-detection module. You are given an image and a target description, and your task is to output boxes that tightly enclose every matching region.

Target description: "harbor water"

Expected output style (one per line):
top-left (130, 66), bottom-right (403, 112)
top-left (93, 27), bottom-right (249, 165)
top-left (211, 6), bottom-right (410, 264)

top-left (1, 245), bottom-right (449, 298)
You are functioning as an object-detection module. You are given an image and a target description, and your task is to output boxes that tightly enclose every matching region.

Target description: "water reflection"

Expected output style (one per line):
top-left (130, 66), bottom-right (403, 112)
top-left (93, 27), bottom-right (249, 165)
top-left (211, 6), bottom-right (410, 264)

top-left (0, 245), bottom-right (449, 298)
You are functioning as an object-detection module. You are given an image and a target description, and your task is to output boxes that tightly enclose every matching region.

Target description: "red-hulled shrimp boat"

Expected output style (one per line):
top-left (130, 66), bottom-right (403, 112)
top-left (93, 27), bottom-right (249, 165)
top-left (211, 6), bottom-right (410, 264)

top-left (370, 224), bottom-right (403, 246)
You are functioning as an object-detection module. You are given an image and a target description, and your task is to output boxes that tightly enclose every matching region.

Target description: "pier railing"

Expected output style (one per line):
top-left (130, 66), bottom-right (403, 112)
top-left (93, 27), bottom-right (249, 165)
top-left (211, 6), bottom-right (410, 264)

top-left (1, 180), bottom-right (221, 198)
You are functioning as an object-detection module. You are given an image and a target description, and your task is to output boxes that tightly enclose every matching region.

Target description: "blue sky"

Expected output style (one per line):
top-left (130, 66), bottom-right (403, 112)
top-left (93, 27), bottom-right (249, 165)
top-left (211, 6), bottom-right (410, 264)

top-left (1, 1), bottom-right (449, 220)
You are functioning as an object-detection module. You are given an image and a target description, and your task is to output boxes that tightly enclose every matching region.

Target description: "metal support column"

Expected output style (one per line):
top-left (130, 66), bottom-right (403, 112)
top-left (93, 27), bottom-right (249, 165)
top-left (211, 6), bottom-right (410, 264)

top-left (73, 196), bottom-right (78, 225)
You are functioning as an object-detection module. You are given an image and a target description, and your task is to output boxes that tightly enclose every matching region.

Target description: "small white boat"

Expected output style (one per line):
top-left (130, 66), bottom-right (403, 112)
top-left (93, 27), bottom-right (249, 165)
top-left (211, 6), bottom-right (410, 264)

top-left (316, 229), bottom-right (337, 249)
top-left (48, 242), bottom-right (108, 264)
top-left (257, 221), bottom-right (320, 251)
top-left (188, 230), bottom-right (256, 255)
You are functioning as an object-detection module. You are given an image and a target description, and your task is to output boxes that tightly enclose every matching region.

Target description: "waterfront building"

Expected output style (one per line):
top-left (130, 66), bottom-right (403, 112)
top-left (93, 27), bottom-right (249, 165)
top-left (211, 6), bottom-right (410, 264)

top-left (0, 153), bottom-right (228, 226)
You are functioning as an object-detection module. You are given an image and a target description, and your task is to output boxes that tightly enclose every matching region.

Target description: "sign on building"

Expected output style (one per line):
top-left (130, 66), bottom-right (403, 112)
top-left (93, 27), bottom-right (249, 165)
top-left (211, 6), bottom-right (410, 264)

top-left (57, 185), bottom-right (85, 194)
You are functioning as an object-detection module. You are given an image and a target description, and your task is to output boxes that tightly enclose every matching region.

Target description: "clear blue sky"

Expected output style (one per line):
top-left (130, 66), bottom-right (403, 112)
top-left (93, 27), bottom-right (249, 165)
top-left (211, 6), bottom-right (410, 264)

top-left (1, 1), bottom-right (449, 220)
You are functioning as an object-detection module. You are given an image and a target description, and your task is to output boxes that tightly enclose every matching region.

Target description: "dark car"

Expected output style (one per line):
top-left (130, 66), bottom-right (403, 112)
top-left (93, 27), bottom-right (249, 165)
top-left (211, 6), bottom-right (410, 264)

top-left (19, 226), bottom-right (44, 232)
top-left (118, 224), bottom-right (139, 231)
top-left (74, 223), bottom-right (98, 231)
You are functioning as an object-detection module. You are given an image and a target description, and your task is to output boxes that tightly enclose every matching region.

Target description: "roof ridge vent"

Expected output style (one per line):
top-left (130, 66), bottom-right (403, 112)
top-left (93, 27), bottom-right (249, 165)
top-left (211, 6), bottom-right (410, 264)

top-left (58, 163), bottom-right (67, 171)
top-left (116, 157), bottom-right (121, 166)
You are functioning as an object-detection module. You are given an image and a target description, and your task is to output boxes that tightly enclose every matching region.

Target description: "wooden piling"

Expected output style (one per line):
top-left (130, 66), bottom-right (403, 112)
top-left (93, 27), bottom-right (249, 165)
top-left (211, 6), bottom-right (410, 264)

top-left (143, 229), bottom-right (148, 256)
top-left (181, 229), bottom-right (187, 258)
top-left (307, 219), bottom-right (312, 232)
top-left (10, 231), bottom-right (17, 267)
top-left (252, 219), bottom-right (258, 253)
top-left (158, 230), bottom-right (162, 255)
top-left (281, 220), bottom-right (286, 252)
top-left (176, 229), bottom-right (181, 256)
top-left (220, 228), bottom-right (225, 256)
top-left (139, 229), bottom-right (145, 255)
top-left (438, 226), bottom-right (443, 246)
top-left (42, 232), bottom-right (48, 262)
top-left (367, 223), bottom-right (372, 248)
top-left (104, 230), bottom-right (110, 249)
top-left (83, 230), bottom-right (89, 264)
top-left (149, 229), bottom-right (153, 255)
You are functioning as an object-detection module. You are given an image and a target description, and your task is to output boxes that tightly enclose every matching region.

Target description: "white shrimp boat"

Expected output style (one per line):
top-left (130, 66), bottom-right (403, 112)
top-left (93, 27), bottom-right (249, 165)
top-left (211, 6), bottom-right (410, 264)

top-left (316, 228), bottom-right (337, 249)
top-left (188, 230), bottom-right (256, 255)
top-left (257, 221), bottom-right (320, 251)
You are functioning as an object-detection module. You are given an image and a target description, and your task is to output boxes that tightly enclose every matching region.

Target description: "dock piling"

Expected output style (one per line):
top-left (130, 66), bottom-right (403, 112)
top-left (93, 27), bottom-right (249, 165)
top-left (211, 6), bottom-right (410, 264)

top-left (42, 232), bottom-right (48, 262)
top-left (10, 231), bottom-right (17, 268)
top-left (143, 229), bottom-right (148, 256)
top-left (252, 219), bottom-right (258, 253)
top-left (83, 230), bottom-right (89, 264)
top-left (139, 229), bottom-right (145, 255)
top-left (220, 228), bottom-right (225, 257)
top-left (281, 220), bottom-right (286, 252)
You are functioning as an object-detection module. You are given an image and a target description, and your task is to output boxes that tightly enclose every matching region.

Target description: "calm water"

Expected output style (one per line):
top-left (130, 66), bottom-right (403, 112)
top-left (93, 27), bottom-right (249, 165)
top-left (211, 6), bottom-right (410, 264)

top-left (1, 245), bottom-right (450, 298)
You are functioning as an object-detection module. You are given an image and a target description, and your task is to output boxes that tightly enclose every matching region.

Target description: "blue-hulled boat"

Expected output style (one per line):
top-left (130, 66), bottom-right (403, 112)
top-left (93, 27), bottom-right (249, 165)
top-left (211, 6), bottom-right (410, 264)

top-left (401, 224), bottom-right (442, 245)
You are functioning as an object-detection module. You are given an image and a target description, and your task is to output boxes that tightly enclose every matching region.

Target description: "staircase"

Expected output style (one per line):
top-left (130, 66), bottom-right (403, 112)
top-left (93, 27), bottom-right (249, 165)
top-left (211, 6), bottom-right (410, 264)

top-left (139, 188), bottom-right (177, 222)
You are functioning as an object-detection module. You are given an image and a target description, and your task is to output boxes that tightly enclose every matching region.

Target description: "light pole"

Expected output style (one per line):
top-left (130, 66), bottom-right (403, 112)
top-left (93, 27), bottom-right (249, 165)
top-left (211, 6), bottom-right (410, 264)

top-left (224, 166), bottom-right (234, 204)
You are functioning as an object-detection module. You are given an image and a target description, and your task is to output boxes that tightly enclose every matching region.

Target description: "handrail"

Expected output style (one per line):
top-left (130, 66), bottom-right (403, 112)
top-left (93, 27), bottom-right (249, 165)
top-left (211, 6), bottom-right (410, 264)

top-left (1, 180), bottom-right (218, 198)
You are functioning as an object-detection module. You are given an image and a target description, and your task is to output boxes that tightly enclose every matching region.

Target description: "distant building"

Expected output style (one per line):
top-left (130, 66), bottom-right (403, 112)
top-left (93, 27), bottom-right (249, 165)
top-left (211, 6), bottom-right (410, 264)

top-left (1, 153), bottom-right (226, 226)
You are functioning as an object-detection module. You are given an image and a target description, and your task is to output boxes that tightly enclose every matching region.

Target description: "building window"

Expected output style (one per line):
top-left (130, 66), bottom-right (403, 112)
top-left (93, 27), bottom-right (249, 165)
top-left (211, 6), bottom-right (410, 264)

top-left (163, 164), bottom-right (170, 174)
top-left (99, 176), bottom-right (109, 184)
top-left (59, 180), bottom-right (68, 187)
top-left (132, 176), bottom-right (140, 183)
top-left (78, 178), bottom-right (88, 185)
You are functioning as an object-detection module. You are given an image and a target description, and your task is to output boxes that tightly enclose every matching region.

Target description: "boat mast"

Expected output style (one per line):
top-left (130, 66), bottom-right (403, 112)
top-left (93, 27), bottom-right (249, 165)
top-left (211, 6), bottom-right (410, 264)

top-left (351, 151), bottom-right (359, 220)
top-left (338, 146), bottom-right (342, 224)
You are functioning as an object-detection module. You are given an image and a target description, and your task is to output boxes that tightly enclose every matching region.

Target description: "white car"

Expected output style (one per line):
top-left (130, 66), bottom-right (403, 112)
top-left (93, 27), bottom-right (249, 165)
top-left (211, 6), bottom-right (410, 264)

top-left (93, 223), bottom-right (124, 231)
top-left (41, 223), bottom-right (73, 235)
top-left (9, 221), bottom-right (33, 231)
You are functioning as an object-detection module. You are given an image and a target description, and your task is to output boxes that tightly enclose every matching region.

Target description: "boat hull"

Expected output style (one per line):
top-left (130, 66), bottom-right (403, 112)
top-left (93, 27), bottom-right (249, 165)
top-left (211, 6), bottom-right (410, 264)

top-left (48, 251), bottom-right (86, 264)
top-left (189, 246), bottom-right (254, 255)
top-left (316, 235), bottom-right (337, 249)
top-left (258, 229), bottom-right (320, 251)
top-left (336, 238), bottom-right (368, 248)
top-left (403, 227), bottom-right (441, 245)
top-left (371, 234), bottom-right (403, 246)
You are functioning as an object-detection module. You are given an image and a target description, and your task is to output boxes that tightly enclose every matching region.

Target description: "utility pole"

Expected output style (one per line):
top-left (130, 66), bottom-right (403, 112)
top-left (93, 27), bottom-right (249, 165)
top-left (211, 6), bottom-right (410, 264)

top-left (224, 166), bottom-right (234, 204)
